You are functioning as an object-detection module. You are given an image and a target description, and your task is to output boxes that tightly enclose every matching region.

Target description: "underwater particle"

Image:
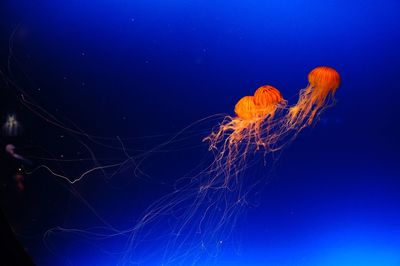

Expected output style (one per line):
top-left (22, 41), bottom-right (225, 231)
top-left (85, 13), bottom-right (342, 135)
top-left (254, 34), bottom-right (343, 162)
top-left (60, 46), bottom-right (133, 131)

top-left (288, 66), bottom-right (340, 127)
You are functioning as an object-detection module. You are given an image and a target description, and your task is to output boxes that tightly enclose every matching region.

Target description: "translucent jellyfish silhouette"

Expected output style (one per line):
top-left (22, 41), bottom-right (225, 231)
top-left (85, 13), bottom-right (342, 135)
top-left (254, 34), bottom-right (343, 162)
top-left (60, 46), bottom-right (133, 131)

top-left (2, 114), bottom-right (21, 137)
top-left (14, 170), bottom-right (25, 192)
top-left (288, 66), bottom-right (341, 128)
top-left (5, 144), bottom-right (32, 166)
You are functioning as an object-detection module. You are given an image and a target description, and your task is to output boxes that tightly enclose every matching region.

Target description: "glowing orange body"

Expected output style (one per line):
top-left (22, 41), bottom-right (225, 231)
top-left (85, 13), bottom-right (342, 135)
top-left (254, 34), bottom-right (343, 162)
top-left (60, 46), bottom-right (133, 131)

top-left (205, 85), bottom-right (287, 175)
top-left (234, 96), bottom-right (258, 120)
top-left (234, 85), bottom-right (285, 120)
top-left (289, 66), bottom-right (340, 126)
top-left (205, 66), bottom-right (340, 186)
top-left (202, 68), bottom-right (340, 262)
top-left (307, 66), bottom-right (341, 104)
top-left (308, 66), bottom-right (341, 92)
top-left (254, 85), bottom-right (285, 117)
top-left (253, 85), bottom-right (284, 107)
top-left (129, 67), bottom-right (341, 261)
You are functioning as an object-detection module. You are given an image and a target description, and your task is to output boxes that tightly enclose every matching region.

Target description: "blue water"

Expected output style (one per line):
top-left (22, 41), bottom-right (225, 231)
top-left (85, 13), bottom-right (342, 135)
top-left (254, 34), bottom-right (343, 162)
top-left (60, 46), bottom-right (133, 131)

top-left (1, 0), bottom-right (399, 265)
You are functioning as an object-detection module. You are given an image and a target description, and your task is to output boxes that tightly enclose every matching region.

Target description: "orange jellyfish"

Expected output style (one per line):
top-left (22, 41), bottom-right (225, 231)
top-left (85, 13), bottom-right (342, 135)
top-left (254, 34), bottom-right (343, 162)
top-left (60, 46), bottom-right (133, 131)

top-left (204, 85), bottom-right (286, 179)
top-left (288, 66), bottom-right (341, 128)
top-left (117, 72), bottom-right (342, 264)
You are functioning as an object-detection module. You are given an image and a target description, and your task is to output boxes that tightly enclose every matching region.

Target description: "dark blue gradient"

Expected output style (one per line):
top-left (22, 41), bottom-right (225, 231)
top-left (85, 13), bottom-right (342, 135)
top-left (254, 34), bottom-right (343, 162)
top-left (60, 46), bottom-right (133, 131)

top-left (0, 0), bottom-right (399, 265)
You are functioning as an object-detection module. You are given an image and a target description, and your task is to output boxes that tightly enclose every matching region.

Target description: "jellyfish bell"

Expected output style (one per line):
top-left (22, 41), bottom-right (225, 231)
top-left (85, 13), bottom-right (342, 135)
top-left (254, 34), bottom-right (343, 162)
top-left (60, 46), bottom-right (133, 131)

top-left (253, 85), bottom-right (286, 117)
top-left (308, 66), bottom-right (341, 90)
top-left (254, 85), bottom-right (284, 106)
top-left (307, 66), bottom-right (341, 102)
top-left (288, 66), bottom-right (341, 126)
top-left (234, 96), bottom-right (259, 120)
top-left (234, 86), bottom-right (286, 120)
top-left (2, 113), bottom-right (22, 137)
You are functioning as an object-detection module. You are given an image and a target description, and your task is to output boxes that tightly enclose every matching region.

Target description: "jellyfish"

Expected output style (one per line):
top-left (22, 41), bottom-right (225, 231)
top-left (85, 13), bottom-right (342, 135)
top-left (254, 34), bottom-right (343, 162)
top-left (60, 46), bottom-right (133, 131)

top-left (5, 144), bottom-right (32, 166)
top-left (117, 86), bottom-right (289, 264)
top-left (14, 170), bottom-right (25, 192)
top-left (204, 85), bottom-right (287, 185)
top-left (2, 113), bottom-right (22, 137)
top-left (288, 66), bottom-right (341, 128)
top-left (15, 67), bottom-right (340, 265)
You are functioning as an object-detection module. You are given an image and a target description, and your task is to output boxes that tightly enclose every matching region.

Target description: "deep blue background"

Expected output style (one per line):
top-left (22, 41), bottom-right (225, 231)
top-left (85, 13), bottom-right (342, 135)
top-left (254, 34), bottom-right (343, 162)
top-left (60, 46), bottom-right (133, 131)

top-left (1, 0), bottom-right (399, 265)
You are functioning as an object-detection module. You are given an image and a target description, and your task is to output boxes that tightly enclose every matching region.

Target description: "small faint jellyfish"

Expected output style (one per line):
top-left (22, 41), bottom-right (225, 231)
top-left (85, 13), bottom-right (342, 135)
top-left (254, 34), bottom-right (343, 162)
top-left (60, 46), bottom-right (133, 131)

top-left (14, 170), bottom-right (25, 193)
top-left (5, 144), bottom-right (32, 166)
top-left (2, 113), bottom-right (22, 137)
